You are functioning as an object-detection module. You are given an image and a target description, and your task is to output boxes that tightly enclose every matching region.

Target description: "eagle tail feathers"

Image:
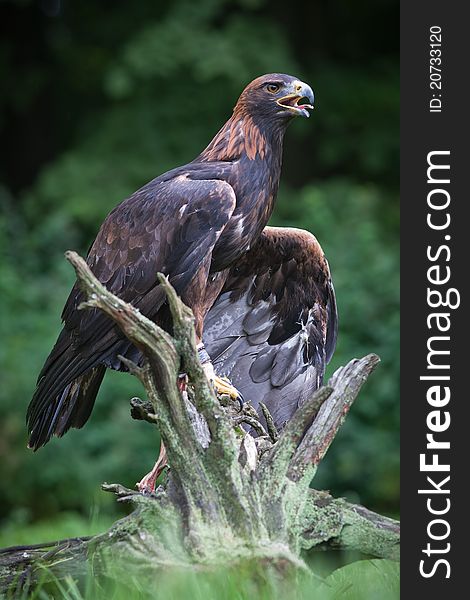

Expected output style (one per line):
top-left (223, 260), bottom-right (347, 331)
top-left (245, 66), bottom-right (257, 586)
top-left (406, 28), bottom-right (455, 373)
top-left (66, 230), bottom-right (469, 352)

top-left (27, 364), bottom-right (105, 451)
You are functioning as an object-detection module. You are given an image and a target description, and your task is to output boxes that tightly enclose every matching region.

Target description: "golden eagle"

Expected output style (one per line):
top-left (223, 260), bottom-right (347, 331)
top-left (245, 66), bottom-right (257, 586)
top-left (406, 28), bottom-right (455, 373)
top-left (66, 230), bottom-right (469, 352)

top-left (27, 74), bottom-right (337, 470)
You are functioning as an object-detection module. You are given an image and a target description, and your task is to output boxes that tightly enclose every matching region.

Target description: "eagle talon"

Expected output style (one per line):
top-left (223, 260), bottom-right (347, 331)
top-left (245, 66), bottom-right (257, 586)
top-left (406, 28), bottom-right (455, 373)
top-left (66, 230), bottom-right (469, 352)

top-left (136, 443), bottom-right (168, 494)
top-left (236, 391), bottom-right (244, 412)
top-left (211, 374), bottom-right (244, 410)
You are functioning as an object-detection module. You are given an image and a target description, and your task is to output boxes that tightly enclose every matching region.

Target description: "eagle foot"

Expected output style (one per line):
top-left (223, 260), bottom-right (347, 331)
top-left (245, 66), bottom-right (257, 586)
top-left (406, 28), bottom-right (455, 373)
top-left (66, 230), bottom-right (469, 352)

top-left (200, 359), bottom-right (244, 410)
top-left (212, 374), bottom-right (244, 411)
top-left (178, 373), bottom-right (188, 392)
top-left (197, 344), bottom-right (244, 409)
top-left (136, 442), bottom-right (168, 494)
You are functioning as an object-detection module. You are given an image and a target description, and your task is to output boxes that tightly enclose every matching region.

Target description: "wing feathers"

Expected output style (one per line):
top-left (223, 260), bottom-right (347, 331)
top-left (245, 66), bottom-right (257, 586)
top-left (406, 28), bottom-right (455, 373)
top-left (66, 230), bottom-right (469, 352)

top-left (27, 171), bottom-right (237, 449)
top-left (204, 226), bottom-right (338, 430)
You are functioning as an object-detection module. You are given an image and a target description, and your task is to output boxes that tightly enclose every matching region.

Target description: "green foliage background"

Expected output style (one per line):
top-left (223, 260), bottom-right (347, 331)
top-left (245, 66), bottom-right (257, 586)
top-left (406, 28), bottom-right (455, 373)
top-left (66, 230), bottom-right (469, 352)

top-left (0, 0), bottom-right (398, 554)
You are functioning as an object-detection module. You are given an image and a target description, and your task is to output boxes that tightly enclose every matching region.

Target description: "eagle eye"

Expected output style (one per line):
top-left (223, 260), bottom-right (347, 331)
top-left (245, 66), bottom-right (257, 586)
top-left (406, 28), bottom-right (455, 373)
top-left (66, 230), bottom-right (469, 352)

top-left (266, 83), bottom-right (281, 94)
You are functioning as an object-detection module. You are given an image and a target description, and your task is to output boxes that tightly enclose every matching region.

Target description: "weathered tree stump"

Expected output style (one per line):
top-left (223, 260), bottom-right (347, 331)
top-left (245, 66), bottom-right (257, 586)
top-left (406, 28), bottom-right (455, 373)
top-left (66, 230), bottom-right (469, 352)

top-left (0, 251), bottom-right (399, 595)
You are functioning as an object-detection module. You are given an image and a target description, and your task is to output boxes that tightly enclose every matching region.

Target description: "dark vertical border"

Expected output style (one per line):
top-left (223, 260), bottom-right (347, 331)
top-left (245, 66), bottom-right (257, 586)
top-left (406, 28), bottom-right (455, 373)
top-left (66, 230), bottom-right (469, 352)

top-left (401, 1), bottom-right (466, 595)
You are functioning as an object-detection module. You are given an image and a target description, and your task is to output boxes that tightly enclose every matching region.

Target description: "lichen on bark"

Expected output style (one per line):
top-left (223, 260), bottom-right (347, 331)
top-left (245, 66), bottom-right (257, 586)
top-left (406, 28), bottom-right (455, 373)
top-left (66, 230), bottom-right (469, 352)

top-left (0, 251), bottom-right (400, 595)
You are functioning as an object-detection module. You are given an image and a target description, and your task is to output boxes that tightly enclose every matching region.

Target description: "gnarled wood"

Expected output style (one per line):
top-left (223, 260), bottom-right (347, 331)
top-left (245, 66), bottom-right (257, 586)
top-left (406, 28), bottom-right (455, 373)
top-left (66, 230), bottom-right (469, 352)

top-left (0, 251), bottom-right (399, 596)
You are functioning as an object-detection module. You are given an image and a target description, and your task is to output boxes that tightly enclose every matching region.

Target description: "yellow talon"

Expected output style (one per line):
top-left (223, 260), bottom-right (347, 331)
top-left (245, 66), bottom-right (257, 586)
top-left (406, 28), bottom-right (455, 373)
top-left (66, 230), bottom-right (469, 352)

top-left (213, 375), bottom-right (237, 398)
top-left (201, 362), bottom-right (244, 407)
top-left (213, 375), bottom-right (244, 407)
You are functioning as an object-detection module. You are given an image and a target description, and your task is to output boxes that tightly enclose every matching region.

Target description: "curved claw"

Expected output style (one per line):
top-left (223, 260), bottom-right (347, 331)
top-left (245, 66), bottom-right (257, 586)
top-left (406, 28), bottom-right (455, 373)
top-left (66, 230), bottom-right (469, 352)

top-left (235, 390), bottom-right (244, 412)
top-left (200, 361), bottom-right (244, 410)
top-left (213, 375), bottom-right (244, 410)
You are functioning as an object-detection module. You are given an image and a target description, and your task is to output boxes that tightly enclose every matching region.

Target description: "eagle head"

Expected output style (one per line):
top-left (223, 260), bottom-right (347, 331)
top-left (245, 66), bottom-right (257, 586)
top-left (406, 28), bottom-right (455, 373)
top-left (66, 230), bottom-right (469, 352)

top-left (235, 73), bottom-right (315, 120)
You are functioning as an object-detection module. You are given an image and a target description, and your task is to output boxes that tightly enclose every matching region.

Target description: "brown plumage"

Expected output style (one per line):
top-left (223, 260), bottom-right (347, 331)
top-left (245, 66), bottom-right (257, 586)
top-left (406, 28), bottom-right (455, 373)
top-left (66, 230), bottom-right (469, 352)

top-left (27, 73), bottom-right (337, 450)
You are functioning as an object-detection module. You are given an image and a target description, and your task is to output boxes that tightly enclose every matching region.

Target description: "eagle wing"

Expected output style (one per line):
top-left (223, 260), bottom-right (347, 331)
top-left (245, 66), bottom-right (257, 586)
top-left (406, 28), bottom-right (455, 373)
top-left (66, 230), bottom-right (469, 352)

top-left (61, 173), bottom-right (235, 356)
top-left (27, 170), bottom-right (236, 448)
top-left (203, 226), bottom-right (337, 430)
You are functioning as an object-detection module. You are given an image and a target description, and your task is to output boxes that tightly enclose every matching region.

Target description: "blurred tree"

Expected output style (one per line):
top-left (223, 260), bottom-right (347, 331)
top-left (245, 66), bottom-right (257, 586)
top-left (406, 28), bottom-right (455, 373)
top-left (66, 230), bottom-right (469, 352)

top-left (0, 0), bottom-right (398, 530)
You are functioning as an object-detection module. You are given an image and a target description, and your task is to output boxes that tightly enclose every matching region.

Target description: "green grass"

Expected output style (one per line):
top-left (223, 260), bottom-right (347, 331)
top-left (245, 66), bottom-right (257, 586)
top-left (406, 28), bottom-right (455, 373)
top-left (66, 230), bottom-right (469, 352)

top-left (9, 559), bottom-right (399, 600)
top-left (0, 512), bottom-right (115, 549)
top-left (1, 515), bottom-right (399, 599)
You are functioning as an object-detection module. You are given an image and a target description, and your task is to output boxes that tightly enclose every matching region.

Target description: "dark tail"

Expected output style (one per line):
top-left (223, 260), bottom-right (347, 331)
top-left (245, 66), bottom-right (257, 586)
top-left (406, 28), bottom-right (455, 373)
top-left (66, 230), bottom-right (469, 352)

top-left (26, 331), bottom-right (106, 450)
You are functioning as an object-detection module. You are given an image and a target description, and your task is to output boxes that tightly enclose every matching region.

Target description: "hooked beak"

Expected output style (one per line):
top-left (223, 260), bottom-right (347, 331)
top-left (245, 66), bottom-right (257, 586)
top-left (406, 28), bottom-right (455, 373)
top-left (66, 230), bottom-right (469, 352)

top-left (276, 80), bottom-right (315, 118)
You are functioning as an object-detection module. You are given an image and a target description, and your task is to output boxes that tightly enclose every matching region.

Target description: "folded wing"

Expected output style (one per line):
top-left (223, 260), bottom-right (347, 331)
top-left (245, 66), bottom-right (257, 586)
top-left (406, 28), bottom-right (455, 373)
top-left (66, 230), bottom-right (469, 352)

top-left (27, 171), bottom-right (236, 449)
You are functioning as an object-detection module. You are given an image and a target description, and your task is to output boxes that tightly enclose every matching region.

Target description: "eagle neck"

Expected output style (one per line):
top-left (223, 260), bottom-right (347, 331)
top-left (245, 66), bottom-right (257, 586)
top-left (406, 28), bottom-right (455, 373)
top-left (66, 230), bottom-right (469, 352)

top-left (198, 112), bottom-right (286, 165)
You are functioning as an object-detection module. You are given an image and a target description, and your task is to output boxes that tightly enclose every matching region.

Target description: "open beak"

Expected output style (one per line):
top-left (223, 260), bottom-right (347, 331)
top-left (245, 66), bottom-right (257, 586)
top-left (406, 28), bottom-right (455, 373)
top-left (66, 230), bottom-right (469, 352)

top-left (276, 81), bottom-right (315, 118)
